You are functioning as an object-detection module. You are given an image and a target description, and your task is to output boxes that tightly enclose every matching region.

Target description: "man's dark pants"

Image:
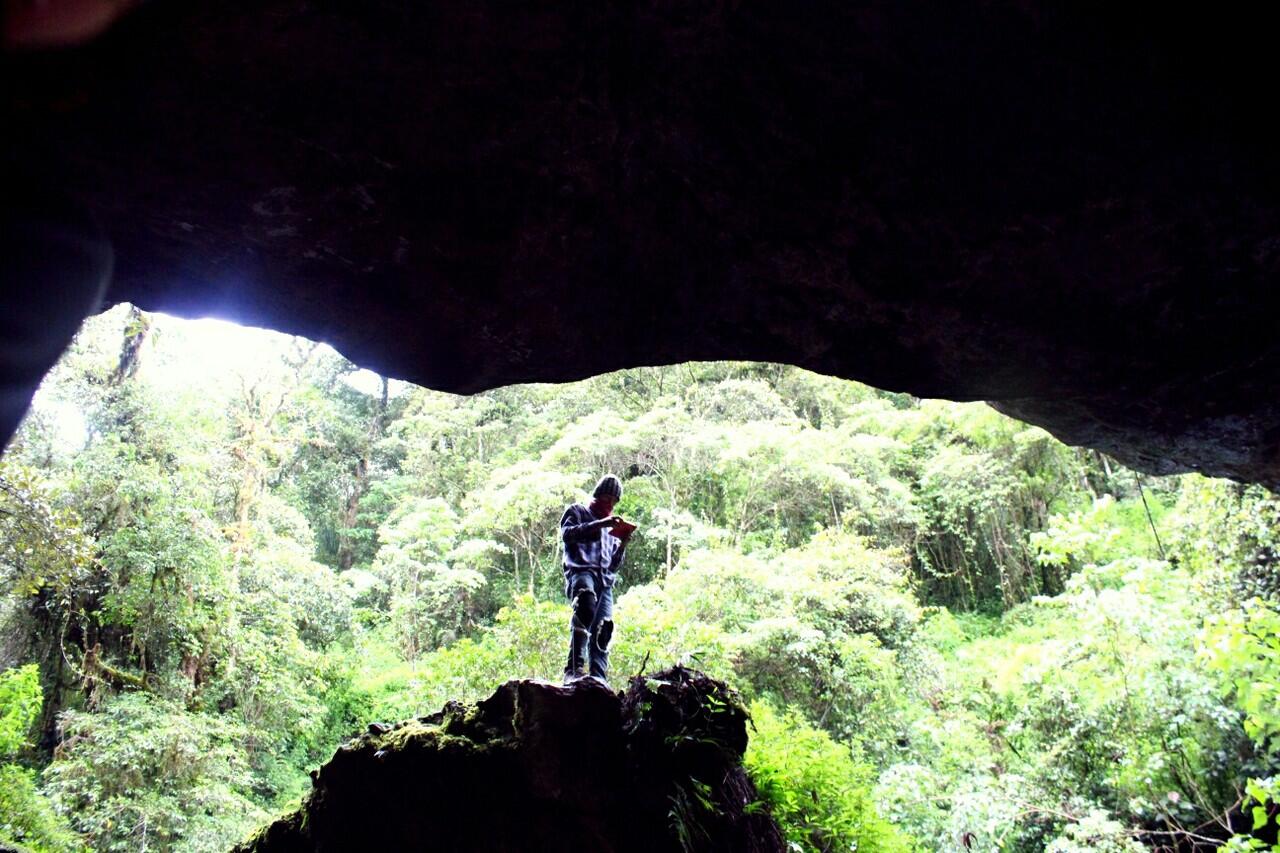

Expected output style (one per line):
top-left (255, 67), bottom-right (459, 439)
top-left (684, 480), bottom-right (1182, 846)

top-left (564, 570), bottom-right (614, 680)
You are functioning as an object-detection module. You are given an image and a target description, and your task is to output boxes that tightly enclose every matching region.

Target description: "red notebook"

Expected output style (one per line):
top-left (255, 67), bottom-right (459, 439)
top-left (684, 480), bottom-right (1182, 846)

top-left (609, 520), bottom-right (637, 540)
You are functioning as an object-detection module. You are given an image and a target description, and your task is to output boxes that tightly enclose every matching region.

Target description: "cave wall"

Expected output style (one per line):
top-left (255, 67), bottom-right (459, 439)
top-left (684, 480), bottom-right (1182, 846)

top-left (6, 1), bottom-right (1280, 486)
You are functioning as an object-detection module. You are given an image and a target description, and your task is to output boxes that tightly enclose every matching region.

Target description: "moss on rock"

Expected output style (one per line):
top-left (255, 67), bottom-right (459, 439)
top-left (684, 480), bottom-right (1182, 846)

top-left (234, 669), bottom-right (781, 852)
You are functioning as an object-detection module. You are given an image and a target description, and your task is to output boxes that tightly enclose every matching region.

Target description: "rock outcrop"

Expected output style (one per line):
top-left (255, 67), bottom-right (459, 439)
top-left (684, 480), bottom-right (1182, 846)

top-left (8, 2), bottom-right (1280, 486)
top-left (234, 668), bottom-right (783, 853)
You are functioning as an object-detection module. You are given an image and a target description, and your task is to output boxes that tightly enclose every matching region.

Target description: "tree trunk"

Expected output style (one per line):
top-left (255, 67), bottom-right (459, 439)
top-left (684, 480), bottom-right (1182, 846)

top-left (665, 525), bottom-right (673, 577)
top-left (111, 305), bottom-right (152, 385)
top-left (336, 376), bottom-right (389, 571)
top-left (336, 457), bottom-right (367, 571)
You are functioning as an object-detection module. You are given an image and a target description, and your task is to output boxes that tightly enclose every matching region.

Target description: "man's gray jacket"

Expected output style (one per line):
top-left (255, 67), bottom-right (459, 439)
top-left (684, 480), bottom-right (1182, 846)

top-left (560, 503), bottom-right (626, 589)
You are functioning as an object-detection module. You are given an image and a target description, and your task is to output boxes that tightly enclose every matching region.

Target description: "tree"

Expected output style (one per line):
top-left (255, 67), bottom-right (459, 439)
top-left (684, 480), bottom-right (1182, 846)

top-left (463, 462), bottom-right (582, 598)
top-left (371, 497), bottom-right (489, 657)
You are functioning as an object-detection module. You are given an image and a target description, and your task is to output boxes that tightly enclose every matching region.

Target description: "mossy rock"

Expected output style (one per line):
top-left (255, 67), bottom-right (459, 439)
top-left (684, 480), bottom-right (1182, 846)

top-left (234, 669), bottom-right (781, 852)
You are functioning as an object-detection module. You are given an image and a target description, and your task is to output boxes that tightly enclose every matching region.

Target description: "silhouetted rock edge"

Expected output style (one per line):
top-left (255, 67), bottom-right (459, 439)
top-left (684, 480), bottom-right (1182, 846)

top-left (233, 667), bottom-right (784, 853)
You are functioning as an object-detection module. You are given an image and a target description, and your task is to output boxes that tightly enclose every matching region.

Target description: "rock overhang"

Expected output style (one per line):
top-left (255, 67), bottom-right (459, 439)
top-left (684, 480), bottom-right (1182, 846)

top-left (6, 1), bottom-right (1280, 488)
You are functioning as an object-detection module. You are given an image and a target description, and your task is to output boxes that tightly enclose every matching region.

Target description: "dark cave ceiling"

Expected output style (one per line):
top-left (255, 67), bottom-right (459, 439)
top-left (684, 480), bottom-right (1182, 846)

top-left (6, 1), bottom-right (1280, 487)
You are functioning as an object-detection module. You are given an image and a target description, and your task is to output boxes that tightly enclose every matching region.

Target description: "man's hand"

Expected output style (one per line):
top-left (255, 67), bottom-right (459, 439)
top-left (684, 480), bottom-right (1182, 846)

top-left (605, 516), bottom-right (636, 541)
top-left (596, 515), bottom-right (623, 530)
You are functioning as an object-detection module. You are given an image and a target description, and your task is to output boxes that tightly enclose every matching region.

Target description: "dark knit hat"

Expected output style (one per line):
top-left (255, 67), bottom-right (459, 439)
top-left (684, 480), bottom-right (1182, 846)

top-left (593, 474), bottom-right (623, 501)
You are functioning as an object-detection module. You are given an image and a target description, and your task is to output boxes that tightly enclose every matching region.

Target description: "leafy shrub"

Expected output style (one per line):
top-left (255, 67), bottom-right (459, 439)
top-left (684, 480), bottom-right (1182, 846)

top-left (1202, 600), bottom-right (1280, 754)
top-left (0, 764), bottom-right (86, 852)
top-left (1044, 809), bottom-right (1143, 853)
top-left (0, 665), bottom-right (82, 852)
top-left (0, 665), bottom-right (41, 758)
top-left (43, 694), bottom-right (269, 852)
top-left (1171, 478), bottom-right (1280, 604)
top-left (745, 701), bottom-right (915, 852)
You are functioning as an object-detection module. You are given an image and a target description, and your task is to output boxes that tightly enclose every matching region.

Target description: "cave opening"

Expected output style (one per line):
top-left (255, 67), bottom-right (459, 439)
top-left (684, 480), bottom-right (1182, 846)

top-left (7, 0), bottom-right (1280, 847)
top-left (1, 305), bottom-right (1276, 851)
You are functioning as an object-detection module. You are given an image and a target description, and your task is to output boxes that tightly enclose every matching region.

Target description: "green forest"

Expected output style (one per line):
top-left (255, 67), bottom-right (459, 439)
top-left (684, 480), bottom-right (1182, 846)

top-left (1, 305), bottom-right (1278, 852)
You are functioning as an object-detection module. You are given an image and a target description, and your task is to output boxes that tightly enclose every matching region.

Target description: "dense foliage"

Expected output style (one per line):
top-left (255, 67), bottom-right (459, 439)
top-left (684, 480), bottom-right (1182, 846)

top-left (1, 305), bottom-right (1277, 851)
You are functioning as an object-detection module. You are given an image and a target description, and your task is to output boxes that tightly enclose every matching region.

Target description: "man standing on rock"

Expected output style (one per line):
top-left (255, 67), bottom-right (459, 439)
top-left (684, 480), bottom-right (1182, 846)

top-left (560, 474), bottom-right (634, 684)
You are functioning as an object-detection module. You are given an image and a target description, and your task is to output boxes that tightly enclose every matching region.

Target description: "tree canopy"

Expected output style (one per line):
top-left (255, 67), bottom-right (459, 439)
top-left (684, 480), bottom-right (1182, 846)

top-left (1, 305), bottom-right (1277, 852)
